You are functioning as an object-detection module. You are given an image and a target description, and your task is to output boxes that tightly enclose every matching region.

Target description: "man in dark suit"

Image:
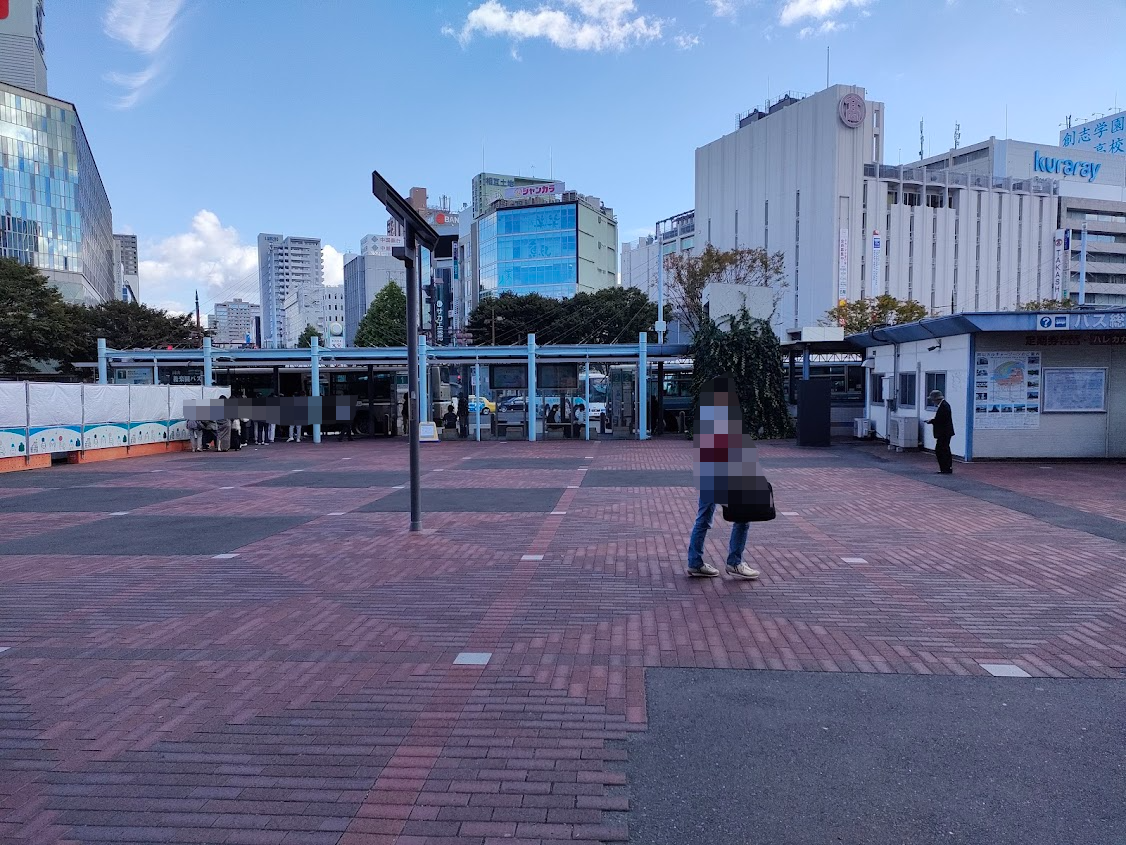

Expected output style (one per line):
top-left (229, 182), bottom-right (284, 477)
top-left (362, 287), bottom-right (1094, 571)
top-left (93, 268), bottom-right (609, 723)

top-left (925, 390), bottom-right (955, 474)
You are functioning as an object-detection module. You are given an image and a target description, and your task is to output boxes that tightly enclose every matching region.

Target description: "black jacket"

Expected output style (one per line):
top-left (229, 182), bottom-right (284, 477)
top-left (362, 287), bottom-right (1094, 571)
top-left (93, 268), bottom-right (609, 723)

top-left (931, 400), bottom-right (955, 439)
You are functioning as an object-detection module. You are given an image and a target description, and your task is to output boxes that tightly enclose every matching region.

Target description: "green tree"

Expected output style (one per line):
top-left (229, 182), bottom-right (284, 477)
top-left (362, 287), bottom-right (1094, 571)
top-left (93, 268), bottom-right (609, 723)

top-left (665, 244), bottom-right (787, 334)
top-left (70, 299), bottom-right (196, 360)
top-left (690, 310), bottom-right (794, 440)
top-left (466, 291), bottom-right (561, 345)
top-left (821, 295), bottom-right (929, 335)
top-left (1018, 299), bottom-right (1078, 311)
top-left (354, 282), bottom-right (407, 346)
top-left (0, 257), bottom-right (75, 377)
top-left (538, 286), bottom-right (659, 345)
top-left (296, 324), bottom-right (322, 348)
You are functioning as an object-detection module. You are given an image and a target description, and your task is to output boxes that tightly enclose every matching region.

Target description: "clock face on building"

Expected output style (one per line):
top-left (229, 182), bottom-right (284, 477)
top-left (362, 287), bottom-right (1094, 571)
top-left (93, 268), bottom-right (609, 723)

top-left (838, 93), bottom-right (866, 128)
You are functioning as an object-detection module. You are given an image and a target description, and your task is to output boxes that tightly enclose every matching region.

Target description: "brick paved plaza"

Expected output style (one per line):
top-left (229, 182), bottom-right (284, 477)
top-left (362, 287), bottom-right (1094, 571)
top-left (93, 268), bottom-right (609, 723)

top-left (1, 439), bottom-right (1124, 844)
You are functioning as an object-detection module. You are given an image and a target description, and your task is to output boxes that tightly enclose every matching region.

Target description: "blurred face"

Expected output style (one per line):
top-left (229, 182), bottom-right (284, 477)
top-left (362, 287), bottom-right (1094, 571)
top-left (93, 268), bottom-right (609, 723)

top-left (694, 380), bottom-right (761, 505)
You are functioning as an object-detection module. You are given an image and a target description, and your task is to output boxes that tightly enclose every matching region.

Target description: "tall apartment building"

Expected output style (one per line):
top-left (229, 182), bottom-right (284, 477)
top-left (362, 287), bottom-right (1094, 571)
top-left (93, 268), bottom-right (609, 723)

top-left (257, 233), bottom-right (324, 347)
top-left (282, 284), bottom-right (344, 349)
top-left (0, 0), bottom-right (47, 95)
top-left (112, 233), bottom-right (139, 302)
top-left (209, 298), bottom-right (260, 347)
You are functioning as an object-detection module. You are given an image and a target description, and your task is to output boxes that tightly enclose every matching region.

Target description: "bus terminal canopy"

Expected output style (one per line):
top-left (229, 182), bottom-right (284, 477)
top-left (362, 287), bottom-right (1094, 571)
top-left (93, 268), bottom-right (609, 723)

top-left (97, 339), bottom-right (695, 383)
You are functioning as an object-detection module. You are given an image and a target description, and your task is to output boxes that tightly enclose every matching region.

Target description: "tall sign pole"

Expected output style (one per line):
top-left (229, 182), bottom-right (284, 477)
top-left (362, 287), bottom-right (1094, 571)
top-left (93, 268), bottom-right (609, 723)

top-left (397, 232), bottom-right (422, 531)
top-left (374, 170), bottom-right (440, 533)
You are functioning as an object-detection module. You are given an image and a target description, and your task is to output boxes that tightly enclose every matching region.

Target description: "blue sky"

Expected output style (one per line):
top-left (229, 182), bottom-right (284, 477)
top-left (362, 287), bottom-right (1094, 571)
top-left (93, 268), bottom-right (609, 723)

top-left (45, 0), bottom-right (1126, 315)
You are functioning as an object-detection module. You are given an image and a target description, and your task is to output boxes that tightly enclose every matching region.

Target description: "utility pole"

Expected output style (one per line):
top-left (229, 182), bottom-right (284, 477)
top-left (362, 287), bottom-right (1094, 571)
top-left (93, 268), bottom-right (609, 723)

top-left (195, 290), bottom-right (201, 344)
top-left (655, 235), bottom-right (666, 344)
top-left (491, 300), bottom-right (496, 345)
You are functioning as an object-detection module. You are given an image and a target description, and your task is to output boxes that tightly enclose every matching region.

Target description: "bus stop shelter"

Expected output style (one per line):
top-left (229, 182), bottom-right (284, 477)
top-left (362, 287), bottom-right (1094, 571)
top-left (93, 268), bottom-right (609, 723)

top-left (96, 335), bottom-right (692, 444)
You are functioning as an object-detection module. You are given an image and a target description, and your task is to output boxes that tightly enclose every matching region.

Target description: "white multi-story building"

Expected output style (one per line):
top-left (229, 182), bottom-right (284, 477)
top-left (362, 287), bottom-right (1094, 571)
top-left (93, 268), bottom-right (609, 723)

top-left (209, 298), bottom-right (260, 347)
top-left (696, 84), bottom-right (1126, 333)
top-left (0, 0), bottom-right (47, 95)
top-left (282, 284), bottom-right (344, 348)
top-left (621, 210), bottom-right (696, 301)
top-left (112, 234), bottom-right (139, 302)
top-left (258, 233), bottom-right (324, 348)
top-left (342, 253), bottom-right (406, 345)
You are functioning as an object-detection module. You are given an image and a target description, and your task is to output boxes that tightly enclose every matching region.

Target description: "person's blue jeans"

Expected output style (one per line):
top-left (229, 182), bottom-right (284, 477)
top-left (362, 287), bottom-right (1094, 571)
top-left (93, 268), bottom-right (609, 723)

top-left (687, 494), bottom-right (750, 570)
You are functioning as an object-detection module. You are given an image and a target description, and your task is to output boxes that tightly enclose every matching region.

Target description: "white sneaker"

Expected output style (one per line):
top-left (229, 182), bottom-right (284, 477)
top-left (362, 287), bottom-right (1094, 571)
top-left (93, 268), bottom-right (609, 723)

top-left (726, 563), bottom-right (760, 579)
top-left (687, 562), bottom-right (720, 577)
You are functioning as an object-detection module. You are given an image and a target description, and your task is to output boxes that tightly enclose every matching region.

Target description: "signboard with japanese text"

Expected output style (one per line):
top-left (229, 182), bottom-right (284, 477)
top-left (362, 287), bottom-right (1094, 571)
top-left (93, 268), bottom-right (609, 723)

top-left (837, 228), bottom-right (849, 302)
top-left (973, 352), bottom-right (1041, 430)
top-left (1051, 229), bottom-right (1068, 299)
top-left (1060, 110), bottom-right (1126, 157)
top-left (503, 181), bottom-right (564, 200)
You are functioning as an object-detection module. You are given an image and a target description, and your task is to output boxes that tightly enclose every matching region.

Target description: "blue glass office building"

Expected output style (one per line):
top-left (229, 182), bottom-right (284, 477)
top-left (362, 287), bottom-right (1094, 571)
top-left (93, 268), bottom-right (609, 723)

top-left (0, 83), bottom-right (114, 304)
top-left (473, 196), bottom-right (618, 301)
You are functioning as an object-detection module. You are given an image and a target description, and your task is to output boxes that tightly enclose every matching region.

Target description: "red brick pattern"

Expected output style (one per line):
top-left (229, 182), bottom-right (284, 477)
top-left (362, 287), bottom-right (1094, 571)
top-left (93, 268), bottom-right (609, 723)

top-left (1, 440), bottom-right (1124, 843)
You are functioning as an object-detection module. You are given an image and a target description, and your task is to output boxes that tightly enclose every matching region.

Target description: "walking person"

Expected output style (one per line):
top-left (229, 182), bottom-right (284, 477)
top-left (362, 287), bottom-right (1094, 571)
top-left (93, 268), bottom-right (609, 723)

top-left (925, 389), bottom-right (955, 474)
top-left (686, 376), bottom-right (772, 580)
top-left (401, 393), bottom-right (410, 436)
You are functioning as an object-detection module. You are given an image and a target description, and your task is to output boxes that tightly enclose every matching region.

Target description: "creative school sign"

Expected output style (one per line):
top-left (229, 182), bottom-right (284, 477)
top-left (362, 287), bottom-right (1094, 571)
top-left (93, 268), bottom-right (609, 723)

top-left (1033, 150), bottom-right (1102, 182)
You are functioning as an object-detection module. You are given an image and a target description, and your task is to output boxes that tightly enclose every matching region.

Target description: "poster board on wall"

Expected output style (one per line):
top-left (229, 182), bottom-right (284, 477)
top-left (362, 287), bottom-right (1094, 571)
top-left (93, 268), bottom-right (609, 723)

top-left (1042, 368), bottom-right (1107, 413)
top-left (972, 352), bottom-right (1041, 430)
top-left (82, 384), bottom-right (130, 450)
top-left (0, 382), bottom-right (28, 458)
top-left (27, 383), bottom-right (83, 453)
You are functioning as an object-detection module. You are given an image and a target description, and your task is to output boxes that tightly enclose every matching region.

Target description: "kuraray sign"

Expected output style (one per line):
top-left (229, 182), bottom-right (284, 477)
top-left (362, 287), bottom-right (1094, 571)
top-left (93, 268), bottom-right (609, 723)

top-left (1033, 150), bottom-right (1102, 182)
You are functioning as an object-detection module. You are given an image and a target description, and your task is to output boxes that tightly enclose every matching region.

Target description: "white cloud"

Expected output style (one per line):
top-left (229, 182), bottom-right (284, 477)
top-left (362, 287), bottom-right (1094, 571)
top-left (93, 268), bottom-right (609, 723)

top-left (322, 245), bottom-right (345, 288)
top-left (798, 19), bottom-right (848, 37)
top-left (707, 0), bottom-right (740, 16)
top-left (446, 0), bottom-right (663, 52)
top-left (137, 210), bottom-right (258, 316)
top-left (779, 0), bottom-right (871, 26)
top-left (674, 33), bottom-right (700, 50)
top-left (102, 0), bottom-right (186, 108)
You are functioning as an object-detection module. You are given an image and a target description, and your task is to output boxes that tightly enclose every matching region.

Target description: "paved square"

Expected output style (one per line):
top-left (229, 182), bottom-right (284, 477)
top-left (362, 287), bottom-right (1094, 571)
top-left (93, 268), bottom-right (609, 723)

top-left (0, 438), bottom-right (1122, 844)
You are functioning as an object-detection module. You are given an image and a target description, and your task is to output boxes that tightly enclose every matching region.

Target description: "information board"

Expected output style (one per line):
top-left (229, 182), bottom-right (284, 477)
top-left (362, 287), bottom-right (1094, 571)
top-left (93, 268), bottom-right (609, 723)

top-left (972, 352), bottom-right (1041, 430)
top-left (1042, 368), bottom-right (1106, 413)
top-left (490, 364), bottom-right (528, 390)
top-left (537, 363), bottom-right (578, 389)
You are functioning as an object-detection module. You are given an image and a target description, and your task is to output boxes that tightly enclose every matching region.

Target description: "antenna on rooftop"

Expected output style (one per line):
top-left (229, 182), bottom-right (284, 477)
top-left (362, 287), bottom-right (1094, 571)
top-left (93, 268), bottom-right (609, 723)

top-left (919, 119), bottom-right (924, 160)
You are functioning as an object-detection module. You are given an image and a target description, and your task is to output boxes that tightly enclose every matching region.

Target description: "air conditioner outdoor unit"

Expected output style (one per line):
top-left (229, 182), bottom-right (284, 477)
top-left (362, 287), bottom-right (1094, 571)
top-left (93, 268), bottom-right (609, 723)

top-left (854, 418), bottom-right (874, 439)
top-left (888, 415), bottom-right (919, 449)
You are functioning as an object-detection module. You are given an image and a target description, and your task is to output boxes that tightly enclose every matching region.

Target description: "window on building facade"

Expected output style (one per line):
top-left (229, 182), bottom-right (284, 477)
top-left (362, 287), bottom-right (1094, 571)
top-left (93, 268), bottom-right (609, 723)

top-left (871, 373), bottom-right (885, 404)
top-left (924, 373), bottom-right (946, 409)
top-left (898, 373), bottom-right (917, 408)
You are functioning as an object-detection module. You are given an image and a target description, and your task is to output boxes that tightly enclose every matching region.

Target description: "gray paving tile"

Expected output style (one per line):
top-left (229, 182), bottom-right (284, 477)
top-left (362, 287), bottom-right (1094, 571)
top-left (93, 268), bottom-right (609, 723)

top-left (0, 515), bottom-right (309, 556)
top-left (250, 471), bottom-right (408, 488)
top-left (0, 486), bottom-right (196, 514)
top-left (631, 669), bottom-right (1126, 845)
top-left (357, 487), bottom-right (563, 513)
